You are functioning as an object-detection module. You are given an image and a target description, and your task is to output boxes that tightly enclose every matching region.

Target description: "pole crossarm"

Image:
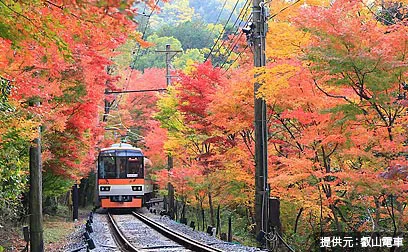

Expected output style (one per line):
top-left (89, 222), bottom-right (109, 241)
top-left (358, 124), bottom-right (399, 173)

top-left (155, 49), bottom-right (182, 61)
top-left (104, 127), bottom-right (140, 130)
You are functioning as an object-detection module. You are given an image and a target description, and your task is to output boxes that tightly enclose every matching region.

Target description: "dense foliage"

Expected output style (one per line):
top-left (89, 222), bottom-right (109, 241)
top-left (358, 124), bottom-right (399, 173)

top-left (150, 0), bottom-right (408, 249)
top-left (0, 0), bottom-right (163, 223)
top-left (4, 0), bottom-right (408, 250)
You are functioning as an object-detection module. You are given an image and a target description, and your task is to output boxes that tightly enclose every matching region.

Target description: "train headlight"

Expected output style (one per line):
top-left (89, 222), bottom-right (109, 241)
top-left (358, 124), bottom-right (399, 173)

top-left (100, 186), bottom-right (110, 191)
top-left (132, 186), bottom-right (142, 191)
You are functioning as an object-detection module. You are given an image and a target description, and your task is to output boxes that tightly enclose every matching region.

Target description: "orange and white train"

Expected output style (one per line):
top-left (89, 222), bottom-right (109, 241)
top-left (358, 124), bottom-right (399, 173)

top-left (96, 143), bottom-right (154, 208)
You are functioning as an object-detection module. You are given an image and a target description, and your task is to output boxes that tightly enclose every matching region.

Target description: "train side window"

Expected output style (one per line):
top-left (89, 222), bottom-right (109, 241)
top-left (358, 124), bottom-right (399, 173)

top-left (144, 157), bottom-right (152, 179)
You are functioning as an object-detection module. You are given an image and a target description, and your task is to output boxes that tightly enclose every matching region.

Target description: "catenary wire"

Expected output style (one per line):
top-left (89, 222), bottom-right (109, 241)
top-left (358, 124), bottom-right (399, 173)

top-left (204, 0), bottom-right (241, 62)
top-left (212, 0), bottom-right (251, 66)
top-left (218, 12), bottom-right (253, 69)
top-left (110, 0), bottom-right (160, 112)
top-left (203, 0), bottom-right (229, 44)
top-left (105, 0), bottom-right (160, 137)
top-left (222, 44), bottom-right (249, 74)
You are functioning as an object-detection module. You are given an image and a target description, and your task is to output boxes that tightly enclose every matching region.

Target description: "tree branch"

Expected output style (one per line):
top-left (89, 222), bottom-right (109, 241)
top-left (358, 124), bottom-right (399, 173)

top-left (313, 79), bottom-right (354, 104)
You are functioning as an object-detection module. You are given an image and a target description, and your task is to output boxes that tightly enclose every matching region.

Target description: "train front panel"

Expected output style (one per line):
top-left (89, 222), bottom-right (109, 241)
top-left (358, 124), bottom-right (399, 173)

top-left (97, 144), bottom-right (146, 208)
top-left (98, 178), bottom-right (145, 208)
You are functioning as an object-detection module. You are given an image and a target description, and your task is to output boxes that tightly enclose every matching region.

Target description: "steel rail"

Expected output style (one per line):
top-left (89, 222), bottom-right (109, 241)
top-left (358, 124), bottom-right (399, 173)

top-left (132, 211), bottom-right (224, 252)
top-left (107, 212), bottom-right (141, 252)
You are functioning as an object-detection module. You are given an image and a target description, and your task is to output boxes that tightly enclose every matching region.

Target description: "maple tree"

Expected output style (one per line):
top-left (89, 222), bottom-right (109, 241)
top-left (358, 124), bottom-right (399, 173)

top-left (151, 0), bottom-right (408, 248)
top-left (103, 67), bottom-right (168, 167)
top-left (250, 0), bottom-right (408, 247)
top-left (154, 54), bottom-right (258, 228)
top-left (3, 0), bottom-right (408, 248)
top-left (155, 62), bottom-right (222, 226)
top-left (0, 0), bottom-right (168, 223)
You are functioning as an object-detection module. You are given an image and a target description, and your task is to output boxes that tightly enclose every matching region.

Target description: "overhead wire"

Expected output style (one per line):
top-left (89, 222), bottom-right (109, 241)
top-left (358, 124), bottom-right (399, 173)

top-left (220, 0), bottom-right (300, 73)
top-left (128, 0), bottom-right (161, 76)
top-left (106, 0), bottom-right (160, 140)
top-left (204, 0), bottom-right (241, 62)
top-left (213, 0), bottom-right (251, 67)
top-left (217, 1), bottom-right (253, 70)
top-left (203, 0), bottom-right (228, 44)
top-left (222, 0), bottom-right (252, 48)
top-left (222, 44), bottom-right (249, 74)
top-left (110, 0), bottom-right (160, 112)
top-left (218, 32), bottom-right (243, 68)
top-left (131, 0), bottom-right (161, 64)
top-left (218, 11), bottom-right (253, 69)
top-left (267, 0), bottom-right (301, 20)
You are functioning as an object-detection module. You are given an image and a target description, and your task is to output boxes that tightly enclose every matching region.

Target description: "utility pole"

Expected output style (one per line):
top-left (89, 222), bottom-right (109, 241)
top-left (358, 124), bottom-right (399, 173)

top-left (156, 44), bottom-right (181, 219)
top-left (252, 0), bottom-right (268, 241)
top-left (29, 102), bottom-right (44, 252)
top-left (165, 44), bottom-right (172, 87)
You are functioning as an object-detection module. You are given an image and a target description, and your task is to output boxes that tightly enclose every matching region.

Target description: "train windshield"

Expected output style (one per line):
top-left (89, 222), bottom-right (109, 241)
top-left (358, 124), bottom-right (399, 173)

top-left (98, 150), bottom-right (144, 179)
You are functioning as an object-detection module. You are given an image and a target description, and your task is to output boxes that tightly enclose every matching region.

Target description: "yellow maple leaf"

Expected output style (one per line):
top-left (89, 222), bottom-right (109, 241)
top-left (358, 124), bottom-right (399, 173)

top-left (266, 21), bottom-right (310, 59)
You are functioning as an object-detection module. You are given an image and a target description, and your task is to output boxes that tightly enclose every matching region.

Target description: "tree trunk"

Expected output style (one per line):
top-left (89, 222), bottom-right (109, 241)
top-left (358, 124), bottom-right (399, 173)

top-left (200, 200), bottom-right (205, 231)
top-left (330, 205), bottom-right (341, 232)
top-left (208, 191), bottom-right (215, 227)
top-left (78, 178), bottom-right (85, 207)
top-left (248, 201), bottom-right (256, 234)
top-left (87, 173), bottom-right (95, 206)
top-left (374, 196), bottom-right (380, 231)
top-left (81, 178), bottom-right (89, 208)
top-left (196, 206), bottom-right (201, 231)
top-left (294, 207), bottom-right (303, 234)
top-left (216, 205), bottom-right (221, 236)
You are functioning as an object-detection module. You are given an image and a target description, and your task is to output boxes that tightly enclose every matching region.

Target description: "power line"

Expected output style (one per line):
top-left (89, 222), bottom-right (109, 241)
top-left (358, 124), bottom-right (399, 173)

top-left (217, 14), bottom-right (252, 68)
top-left (267, 0), bottom-right (301, 20)
top-left (131, 0), bottom-right (161, 63)
top-left (105, 88), bottom-right (167, 94)
top-left (204, 0), bottom-right (241, 62)
top-left (222, 44), bottom-right (249, 74)
top-left (205, 0), bottom-right (241, 62)
top-left (225, 0), bottom-right (252, 43)
top-left (204, 0), bottom-right (228, 44)
top-left (110, 0), bottom-right (160, 112)
top-left (218, 11), bottom-right (253, 69)
top-left (213, 0), bottom-right (251, 66)
top-left (234, 0), bottom-right (251, 30)
top-left (104, 0), bottom-right (160, 131)
top-left (218, 33), bottom-right (243, 68)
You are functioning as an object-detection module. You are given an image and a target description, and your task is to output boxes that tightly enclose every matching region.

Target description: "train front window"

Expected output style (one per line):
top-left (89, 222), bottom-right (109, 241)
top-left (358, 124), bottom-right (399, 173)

top-left (98, 150), bottom-right (144, 179)
top-left (127, 157), bottom-right (143, 178)
top-left (99, 156), bottom-right (116, 178)
top-left (118, 157), bottom-right (127, 178)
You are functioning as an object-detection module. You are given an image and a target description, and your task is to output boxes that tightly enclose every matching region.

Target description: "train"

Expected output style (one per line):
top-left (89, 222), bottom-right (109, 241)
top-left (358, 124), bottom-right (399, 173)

top-left (96, 143), bottom-right (154, 208)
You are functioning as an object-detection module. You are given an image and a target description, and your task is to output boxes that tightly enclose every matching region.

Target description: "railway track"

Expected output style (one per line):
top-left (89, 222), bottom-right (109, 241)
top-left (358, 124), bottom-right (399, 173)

top-left (107, 212), bottom-right (223, 252)
top-left (107, 212), bottom-right (139, 251)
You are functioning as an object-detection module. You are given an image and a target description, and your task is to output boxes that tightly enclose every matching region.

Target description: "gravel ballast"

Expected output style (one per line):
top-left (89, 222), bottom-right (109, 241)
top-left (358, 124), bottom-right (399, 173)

top-left (112, 214), bottom-right (192, 251)
top-left (139, 207), bottom-right (266, 252)
top-left (61, 208), bottom-right (266, 252)
top-left (61, 213), bottom-right (119, 252)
